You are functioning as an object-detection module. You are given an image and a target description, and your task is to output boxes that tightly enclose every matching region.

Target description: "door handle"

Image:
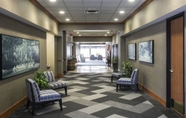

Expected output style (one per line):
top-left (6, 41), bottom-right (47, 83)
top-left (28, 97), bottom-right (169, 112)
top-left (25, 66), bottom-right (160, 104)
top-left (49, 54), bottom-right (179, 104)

top-left (170, 69), bottom-right (173, 73)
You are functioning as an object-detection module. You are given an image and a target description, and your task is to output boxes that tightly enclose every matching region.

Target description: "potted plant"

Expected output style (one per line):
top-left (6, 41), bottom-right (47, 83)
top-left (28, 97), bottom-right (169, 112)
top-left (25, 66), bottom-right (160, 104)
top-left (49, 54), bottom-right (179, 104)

top-left (112, 56), bottom-right (119, 72)
top-left (34, 70), bottom-right (49, 89)
top-left (121, 61), bottom-right (133, 77)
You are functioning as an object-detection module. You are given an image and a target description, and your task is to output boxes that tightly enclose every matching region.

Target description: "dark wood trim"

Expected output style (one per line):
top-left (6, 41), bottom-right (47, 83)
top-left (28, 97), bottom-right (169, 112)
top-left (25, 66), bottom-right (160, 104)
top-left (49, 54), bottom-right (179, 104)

top-left (123, 0), bottom-right (153, 24)
top-left (57, 60), bottom-right (63, 62)
top-left (55, 74), bottom-right (63, 78)
top-left (0, 96), bottom-right (27, 118)
top-left (138, 83), bottom-right (166, 107)
top-left (29, 0), bottom-right (59, 24)
top-left (166, 12), bottom-right (185, 111)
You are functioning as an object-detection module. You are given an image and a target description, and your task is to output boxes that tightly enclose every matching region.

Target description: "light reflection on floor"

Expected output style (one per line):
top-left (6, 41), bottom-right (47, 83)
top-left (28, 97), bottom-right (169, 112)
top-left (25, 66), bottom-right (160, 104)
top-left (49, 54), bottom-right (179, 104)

top-left (69, 66), bottom-right (113, 73)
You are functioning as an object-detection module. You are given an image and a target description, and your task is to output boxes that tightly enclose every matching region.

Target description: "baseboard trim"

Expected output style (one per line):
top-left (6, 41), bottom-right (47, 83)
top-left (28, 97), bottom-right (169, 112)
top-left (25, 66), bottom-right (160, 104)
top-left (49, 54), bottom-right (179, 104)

top-left (0, 96), bottom-right (27, 118)
top-left (138, 83), bottom-right (166, 107)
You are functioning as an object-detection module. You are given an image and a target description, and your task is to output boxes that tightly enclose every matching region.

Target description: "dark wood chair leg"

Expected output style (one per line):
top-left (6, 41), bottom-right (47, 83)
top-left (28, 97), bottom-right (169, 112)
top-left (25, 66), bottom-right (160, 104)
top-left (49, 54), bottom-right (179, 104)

top-left (116, 84), bottom-right (118, 92)
top-left (111, 76), bottom-right (113, 82)
top-left (32, 103), bottom-right (35, 115)
top-left (65, 86), bottom-right (67, 96)
top-left (26, 99), bottom-right (30, 109)
top-left (59, 99), bottom-right (62, 111)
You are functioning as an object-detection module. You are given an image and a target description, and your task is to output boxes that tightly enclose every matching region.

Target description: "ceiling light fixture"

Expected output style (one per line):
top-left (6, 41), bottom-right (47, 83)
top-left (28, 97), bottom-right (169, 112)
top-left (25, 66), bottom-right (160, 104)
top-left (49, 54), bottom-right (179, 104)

top-left (119, 11), bottom-right (125, 14)
top-left (79, 35), bottom-right (81, 36)
top-left (129, 0), bottom-right (135, 2)
top-left (105, 34), bottom-right (107, 36)
top-left (77, 32), bottom-right (79, 34)
top-left (114, 18), bottom-right (118, 21)
top-left (66, 18), bottom-right (70, 21)
top-left (107, 32), bottom-right (110, 34)
top-left (73, 30), bottom-right (110, 33)
top-left (49, 0), bottom-right (56, 2)
top-left (59, 11), bottom-right (65, 14)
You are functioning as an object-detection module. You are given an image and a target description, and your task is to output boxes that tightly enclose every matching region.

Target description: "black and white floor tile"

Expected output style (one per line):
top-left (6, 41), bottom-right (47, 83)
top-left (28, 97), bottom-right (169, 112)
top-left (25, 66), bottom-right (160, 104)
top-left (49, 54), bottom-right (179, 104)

top-left (9, 72), bottom-right (182, 118)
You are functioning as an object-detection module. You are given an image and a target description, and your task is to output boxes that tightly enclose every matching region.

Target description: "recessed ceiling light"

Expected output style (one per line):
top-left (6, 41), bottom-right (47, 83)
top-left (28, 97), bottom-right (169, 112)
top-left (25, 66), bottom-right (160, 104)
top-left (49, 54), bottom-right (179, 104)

top-left (50, 0), bottom-right (56, 2)
top-left (77, 32), bottom-right (79, 34)
top-left (114, 18), bottom-right (118, 21)
top-left (59, 11), bottom-right (65, 14)
top-left (79, 35), bottom-right (81, 36)
top-left (107, 32), bottom-right (110, 34)
top-left (129, 0), bottom-right (135, 2)
top-left (105, 34), bottom-right (107, 36)
top-left (119, 11), bottom-right (125, 14)
top-left (66, 18), bottom-right (70, 21)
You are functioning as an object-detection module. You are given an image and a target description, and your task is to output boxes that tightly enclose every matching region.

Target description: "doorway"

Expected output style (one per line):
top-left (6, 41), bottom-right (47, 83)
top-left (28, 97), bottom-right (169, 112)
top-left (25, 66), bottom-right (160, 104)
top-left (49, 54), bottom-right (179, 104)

top-left (167, 13), bottom-right (184, 115)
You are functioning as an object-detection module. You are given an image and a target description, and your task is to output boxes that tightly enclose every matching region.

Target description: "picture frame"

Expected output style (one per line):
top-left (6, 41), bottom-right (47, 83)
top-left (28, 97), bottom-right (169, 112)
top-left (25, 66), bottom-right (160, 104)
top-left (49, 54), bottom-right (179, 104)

top-left (138, 40), bottom-right (154, 63)
top-left (127, 43), bottom-right (136, 60)
top-left (1, 34), bottom-right (40, 79)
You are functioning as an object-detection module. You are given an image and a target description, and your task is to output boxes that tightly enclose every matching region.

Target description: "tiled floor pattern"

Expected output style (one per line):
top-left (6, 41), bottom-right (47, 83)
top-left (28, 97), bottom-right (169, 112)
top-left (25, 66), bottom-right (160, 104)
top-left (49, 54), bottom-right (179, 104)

top-left (9, 72), bottom-right (182, 118)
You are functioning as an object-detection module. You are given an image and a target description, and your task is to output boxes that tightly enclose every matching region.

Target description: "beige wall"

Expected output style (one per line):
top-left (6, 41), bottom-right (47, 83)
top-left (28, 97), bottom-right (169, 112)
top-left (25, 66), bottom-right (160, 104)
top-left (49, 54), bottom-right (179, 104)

top-left (0, 13), bottom-right (46, 113)
top-left (124, 0), bottom-right (186, 34)
top-left (0, 0), bottom-right (58, 34)
top-left (123, 21), bottom-right (167, 100)
top-left (46, 32), bottom-right (56, 74)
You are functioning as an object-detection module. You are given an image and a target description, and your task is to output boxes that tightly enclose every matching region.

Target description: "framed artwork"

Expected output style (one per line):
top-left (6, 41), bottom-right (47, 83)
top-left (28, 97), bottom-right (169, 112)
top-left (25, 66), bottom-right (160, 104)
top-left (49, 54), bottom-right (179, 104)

top-left (1, 34), bottom-right (40, 79)
top-left (128, 43), bottom-right (136, 60)
top-left (138, 40), bottom-right (154, 63)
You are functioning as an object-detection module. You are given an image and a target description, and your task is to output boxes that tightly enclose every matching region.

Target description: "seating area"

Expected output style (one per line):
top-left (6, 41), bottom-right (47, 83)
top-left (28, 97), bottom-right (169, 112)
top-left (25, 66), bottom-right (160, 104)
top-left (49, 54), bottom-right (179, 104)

top-left (116, 69), bottom-right (139, 92)
top-left (25, 78), bottom-right (62, 115)
top-left (44, 71), bottom-right (67, 95)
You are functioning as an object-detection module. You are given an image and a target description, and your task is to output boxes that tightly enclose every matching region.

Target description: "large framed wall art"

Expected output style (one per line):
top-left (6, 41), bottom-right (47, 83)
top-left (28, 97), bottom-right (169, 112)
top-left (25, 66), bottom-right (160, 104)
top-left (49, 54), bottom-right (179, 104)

top-left (127, 43), bottom-right (136, 60)
top-left (1, 34), bottom-right (40, 79)
top-left (138, 40), bottom-right (154, 63)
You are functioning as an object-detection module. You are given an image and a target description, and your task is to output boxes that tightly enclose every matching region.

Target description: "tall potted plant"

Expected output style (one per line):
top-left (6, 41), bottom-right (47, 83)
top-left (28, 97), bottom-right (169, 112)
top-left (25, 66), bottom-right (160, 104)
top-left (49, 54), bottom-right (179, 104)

top-left (112, 56), bottom-right (119, 72)
top-left (121, 61), bottom-right (132, 77)
top-left (34, 70), bottom-right (49, 89)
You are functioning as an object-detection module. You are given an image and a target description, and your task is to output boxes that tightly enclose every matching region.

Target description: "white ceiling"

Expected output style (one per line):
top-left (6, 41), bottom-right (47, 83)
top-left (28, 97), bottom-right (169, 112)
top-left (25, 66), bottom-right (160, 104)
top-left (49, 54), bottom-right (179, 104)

top-left (36, 0), bottom-right (146, 37)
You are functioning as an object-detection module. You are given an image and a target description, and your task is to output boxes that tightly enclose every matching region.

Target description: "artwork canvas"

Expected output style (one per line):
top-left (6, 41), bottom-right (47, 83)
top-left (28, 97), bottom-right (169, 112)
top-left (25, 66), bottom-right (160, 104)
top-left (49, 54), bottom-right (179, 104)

top-left (128, 43), bottom-right (136, 60)
top-left (1, 34), bottom-right (40, 79)
top-left (138, 40), bottom-right (154, 63)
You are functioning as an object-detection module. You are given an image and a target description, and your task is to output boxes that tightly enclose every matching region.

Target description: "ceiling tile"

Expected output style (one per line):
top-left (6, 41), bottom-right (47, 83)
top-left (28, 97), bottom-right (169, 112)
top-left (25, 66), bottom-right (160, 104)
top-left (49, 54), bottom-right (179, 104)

top-left (44, 2), bottom-right (66, 7)
top-left (83, 0), bottom-right (102, 2)
top-left (69, 10), bottom-right (85, 13)
top-left (65, 3), bottom-right (83, 7)
top-left (102, 0), bottom-right (121, 2)
top-left (121, 0), bottom-right (141, 2)
top-left (99, 14), bottom-right (113, 17)
top-left (63, 0), bottom-right (82, 2)
top-left (100, 10), bottom-right (115, 14)
top-left (83, 3), bottom-right (101, 7)
top-left (101, 7), bottom-right (117, 11)
top-left (119, 2), bottom-right (137, 7)
top-left (71, 13), bottom-right (85, 17)
top-left (101, 3), bottom-right (120, 7)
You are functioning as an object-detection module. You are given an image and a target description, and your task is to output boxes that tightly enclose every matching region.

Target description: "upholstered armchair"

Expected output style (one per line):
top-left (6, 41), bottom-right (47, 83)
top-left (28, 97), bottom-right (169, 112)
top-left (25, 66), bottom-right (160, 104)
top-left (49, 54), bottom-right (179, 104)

top-left (116, 69), bottom-right (139, 92)
top-left (97, 55), bottom-right (103, 60)
top-left (44, 71), bottom-right (67, 95)
top-left (26, 78), bottom-right (62, 115)
top-left (111, 72), bottom-right (122, 82)
top-left (90, 55), bottom-right (95, 60)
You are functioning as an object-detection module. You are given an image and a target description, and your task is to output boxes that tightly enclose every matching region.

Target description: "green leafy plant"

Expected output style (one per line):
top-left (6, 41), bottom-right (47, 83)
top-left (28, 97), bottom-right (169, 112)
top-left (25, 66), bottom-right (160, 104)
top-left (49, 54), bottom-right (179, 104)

top-left (112, 56), bottom-right (119, 63)
top-left (121, 61), bottom-right (133, 77)
top-left (34, 70), bottom-right (49, 89)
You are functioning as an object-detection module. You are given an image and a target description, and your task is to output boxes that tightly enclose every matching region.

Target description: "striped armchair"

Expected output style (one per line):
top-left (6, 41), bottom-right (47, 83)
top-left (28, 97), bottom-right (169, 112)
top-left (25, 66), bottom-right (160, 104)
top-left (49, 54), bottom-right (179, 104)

top-left (44, 71), bottom-right (67, 95)
top-left (116, 69), bottom-right (139, 92)
top-left (26, 78), bottom-right (62, 115)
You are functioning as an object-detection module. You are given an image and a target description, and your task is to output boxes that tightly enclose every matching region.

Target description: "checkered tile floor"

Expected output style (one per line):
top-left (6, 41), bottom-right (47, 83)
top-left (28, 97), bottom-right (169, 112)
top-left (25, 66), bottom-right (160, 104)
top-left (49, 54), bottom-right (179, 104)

top-left (9, 72), bottom-right (182, 118)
